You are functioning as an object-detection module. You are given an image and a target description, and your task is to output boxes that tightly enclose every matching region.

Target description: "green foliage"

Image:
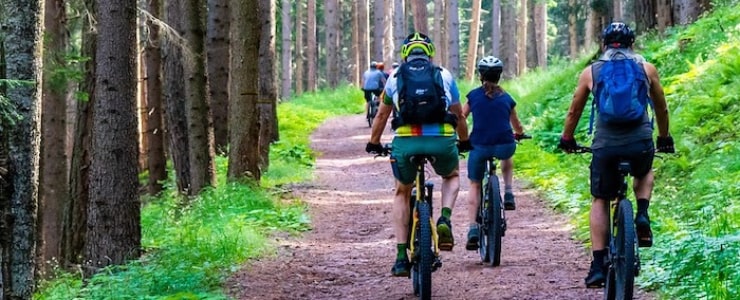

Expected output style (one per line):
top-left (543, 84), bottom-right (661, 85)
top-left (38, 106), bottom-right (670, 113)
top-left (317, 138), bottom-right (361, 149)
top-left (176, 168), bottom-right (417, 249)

top-left (508, 3), bottom-right (740, 299)
top-left (36, 86), bottom-right (362, 299)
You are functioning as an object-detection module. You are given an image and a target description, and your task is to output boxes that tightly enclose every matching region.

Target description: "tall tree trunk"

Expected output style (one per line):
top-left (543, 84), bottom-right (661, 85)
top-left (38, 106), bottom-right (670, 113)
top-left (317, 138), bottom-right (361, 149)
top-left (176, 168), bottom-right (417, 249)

top-left (492, 0), bottom-right (502, 57)
top-left (410, 0), bottom-right (428, 33)
top-left (447, 0), bottom-right (460, 76)
top-left (144, 0), bottom-right (166, 196)
top-left (258, 0), bottom-right (278, 173)
top-left (634, 0), bottom-right (656, 34)
top-left (501, 0), bottom-right (518, 78)
top-left (517, 0), bottom-right (528, 75)
top-left (358, 0), bottom-right (369, 81)
top-left (526, 0), bottom-right (538, 70)
top-left (372, 0), bottom-right (384, 61)
top-left (184, 0), bottom-right (216, 195)
top-left (656, 0), bottom-right (673, 33)
top-left (228, 0), bottom-right (261, 182)
top-left (613, 0), bottom-right (623, 20)
top-left (432, 0), bottom-right (444, 60)
top-left (465, 0), bottom-right (482, 81)
top-left (383, 0), bottom-right (394, 65)
top-left (163, 0), bottom-right (191, 194)
top-left (533, 1), bottom-right (547, 69)
top-left (325, 0), bottom-right (340, 87)
top-left (39, 0), bottom-right (69, 271)
top-left (85, 0), bottom-right (141, 272)
top-left (1, 0), bottom-right (43, 296)
top-left (393, 0), bottom-right (405, 58)
top-left (281, 0), bottom-right (292, 98)
top-left (568, 0), bottom-right (578, 58)
top-left (295, 0), bottom-right (304, 95)
top-left (673, 0), bottom-right (711, 25)
top-left (306, 0), bottom-right (317, 91)
top-left (351, 1), bottom-right (360, 86)
top-left (206, 0), bottom-right (230, 153)
top-left (62, 0), bottom-right (96, 267)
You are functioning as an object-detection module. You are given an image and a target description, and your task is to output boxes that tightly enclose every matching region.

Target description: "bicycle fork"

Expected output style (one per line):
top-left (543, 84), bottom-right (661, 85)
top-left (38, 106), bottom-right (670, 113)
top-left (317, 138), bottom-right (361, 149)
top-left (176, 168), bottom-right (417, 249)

top-left (407, 182), bottom-right (442, 268)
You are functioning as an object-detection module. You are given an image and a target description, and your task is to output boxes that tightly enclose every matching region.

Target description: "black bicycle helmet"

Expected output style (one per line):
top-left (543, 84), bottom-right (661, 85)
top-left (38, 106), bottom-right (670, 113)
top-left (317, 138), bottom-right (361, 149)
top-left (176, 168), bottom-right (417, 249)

top-left (477, 56), bottom-right (503, 81)
top-left (602, 22), bottom-right (635, 48)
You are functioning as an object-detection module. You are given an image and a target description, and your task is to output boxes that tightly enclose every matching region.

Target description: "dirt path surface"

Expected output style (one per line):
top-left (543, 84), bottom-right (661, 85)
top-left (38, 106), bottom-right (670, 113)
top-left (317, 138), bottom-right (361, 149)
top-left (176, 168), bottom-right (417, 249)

top-left (226, 115), bottom-right (654, 300)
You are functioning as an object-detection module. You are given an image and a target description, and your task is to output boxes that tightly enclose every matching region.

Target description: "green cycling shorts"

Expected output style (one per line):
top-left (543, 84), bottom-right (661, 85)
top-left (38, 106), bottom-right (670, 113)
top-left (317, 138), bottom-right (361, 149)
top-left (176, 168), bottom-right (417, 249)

top-left (390, 136), bottom-right (460, 185)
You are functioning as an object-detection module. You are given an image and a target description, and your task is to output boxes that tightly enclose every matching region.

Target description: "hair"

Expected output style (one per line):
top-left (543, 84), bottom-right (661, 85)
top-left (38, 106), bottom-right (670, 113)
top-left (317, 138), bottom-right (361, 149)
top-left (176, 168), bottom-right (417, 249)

top-left (481, 72), bottom-right (504, 98)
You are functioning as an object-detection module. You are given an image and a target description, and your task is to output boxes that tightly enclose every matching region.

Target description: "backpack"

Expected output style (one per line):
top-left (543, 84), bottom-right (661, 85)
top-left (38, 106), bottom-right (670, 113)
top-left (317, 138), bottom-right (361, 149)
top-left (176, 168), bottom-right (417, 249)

top-left (589, 58), bottom-right (653, 133)
top-left (392, 59), bottom-right (451, 129)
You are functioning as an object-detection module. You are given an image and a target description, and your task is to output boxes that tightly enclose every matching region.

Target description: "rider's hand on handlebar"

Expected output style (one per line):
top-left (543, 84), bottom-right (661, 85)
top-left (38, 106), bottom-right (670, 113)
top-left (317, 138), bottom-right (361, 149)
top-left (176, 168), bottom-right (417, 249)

top-left (656, 136), bottom-right (675, 153)
top-left (457, 140), bottom-right (473, 153)
top-left (514, 133), bottom-right (531, 141)
top-left (558, 135), bottom-right (579, 153)
top-left (366, 142), bottom-right (385, 155)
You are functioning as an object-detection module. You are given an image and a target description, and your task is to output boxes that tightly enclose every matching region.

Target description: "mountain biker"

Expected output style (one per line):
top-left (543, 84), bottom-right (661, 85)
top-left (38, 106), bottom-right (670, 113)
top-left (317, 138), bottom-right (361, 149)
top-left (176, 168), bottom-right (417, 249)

top-left (461, 56), bottom-right (526, 251)
top-left (365, 32), bottom-right (470, 277)
top-left (557, 22), bottom-right (674, 288)
top-left (376, 62), bottom-right (390, 80)
top-left (362, 61), bottom-right (387, 118)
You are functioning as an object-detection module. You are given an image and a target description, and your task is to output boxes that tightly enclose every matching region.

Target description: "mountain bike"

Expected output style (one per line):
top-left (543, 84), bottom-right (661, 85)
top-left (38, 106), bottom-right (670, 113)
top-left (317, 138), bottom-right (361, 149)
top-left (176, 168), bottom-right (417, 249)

top-left (377, 145), bottom-right (442, 300)
top-left (476, 134), bottom-right (530, 266)
top-left (367, 94), bottom-right (379, 127)
top-left (573, 146), bottom-right (639, 300)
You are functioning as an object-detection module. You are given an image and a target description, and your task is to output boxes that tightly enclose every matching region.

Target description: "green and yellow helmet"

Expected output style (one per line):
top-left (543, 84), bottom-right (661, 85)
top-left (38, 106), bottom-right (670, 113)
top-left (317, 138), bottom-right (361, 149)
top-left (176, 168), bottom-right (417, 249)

top-left (400, 32), bottom-right (435, 59)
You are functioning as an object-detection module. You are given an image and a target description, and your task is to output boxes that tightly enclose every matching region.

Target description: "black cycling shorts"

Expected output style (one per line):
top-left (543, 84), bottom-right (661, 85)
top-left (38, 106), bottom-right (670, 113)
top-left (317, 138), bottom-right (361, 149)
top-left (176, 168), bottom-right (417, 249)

top-left (590, 139), bottom-right (655, 199)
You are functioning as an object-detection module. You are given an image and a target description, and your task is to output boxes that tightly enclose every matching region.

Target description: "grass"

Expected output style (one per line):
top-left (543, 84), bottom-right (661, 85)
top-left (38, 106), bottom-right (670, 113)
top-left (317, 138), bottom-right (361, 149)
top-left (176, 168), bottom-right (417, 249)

top-left (35, 85), bottom-right (365, 299)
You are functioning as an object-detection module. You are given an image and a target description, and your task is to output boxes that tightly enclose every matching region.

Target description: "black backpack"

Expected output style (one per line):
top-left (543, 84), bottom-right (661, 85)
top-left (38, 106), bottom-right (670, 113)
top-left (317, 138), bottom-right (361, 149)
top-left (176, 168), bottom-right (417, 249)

top-left (391, 59), bottom-right (452, 129)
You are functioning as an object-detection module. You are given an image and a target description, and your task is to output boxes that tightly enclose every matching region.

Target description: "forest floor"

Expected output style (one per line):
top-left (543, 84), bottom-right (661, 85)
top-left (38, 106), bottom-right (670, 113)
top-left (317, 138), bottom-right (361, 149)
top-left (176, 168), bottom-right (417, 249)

top-left (225, 114), bottom-right (655, 300)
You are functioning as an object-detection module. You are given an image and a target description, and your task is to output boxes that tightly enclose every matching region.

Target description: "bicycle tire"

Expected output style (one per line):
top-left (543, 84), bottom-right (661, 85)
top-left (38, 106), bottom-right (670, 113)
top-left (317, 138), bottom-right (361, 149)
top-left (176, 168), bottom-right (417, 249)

top-left (413, 201), bottom-right (433, 300)
top-left (367, 100), bottom-right (378, 127)
top-left (607, 199), bottom-right (636, 300)
top-left (487, 176), bottom-right (504, 267)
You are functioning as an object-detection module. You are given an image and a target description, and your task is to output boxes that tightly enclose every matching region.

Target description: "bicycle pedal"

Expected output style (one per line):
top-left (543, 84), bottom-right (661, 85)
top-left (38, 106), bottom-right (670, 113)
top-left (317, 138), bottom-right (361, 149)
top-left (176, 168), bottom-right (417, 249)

top-left (432, 258), bottom-right (443, 271)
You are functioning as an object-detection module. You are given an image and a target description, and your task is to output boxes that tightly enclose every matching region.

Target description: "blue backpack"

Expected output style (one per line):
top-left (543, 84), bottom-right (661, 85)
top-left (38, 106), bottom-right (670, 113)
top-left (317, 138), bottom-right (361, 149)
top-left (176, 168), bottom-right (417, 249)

top-left (589, 58), bottom-right (653, 133)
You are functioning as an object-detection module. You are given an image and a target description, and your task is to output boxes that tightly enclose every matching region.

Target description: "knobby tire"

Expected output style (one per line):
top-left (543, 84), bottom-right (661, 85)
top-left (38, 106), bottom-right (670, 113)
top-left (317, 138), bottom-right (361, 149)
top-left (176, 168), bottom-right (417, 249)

top-left (488, 176), bottom-right (504, 267)
top-left (413, 201), bottom-right (433, 300)
top-left (606, 199), bottom-right (636, 300)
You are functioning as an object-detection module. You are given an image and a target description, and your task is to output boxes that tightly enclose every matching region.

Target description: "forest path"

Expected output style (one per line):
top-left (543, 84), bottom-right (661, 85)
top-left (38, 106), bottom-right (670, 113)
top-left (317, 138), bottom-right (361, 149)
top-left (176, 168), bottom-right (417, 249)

top-left (226, 114), bottom-right (654, 300)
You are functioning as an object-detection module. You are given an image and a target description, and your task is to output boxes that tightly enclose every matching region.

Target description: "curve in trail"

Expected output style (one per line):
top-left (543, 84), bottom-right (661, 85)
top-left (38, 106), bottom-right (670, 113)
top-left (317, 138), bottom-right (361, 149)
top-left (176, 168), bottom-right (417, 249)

top-left (226, 115), bottom-right (654, 300)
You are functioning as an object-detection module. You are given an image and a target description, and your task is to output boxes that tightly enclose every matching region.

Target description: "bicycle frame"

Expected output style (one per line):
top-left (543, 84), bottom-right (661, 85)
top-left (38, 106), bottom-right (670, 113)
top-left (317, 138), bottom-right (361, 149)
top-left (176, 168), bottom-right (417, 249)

top-left (407, 156), bottom-right (440, 261)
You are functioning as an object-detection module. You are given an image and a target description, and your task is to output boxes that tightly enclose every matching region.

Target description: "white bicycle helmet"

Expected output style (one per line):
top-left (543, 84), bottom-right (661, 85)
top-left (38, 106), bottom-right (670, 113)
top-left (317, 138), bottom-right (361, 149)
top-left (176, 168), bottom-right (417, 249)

top-left (477, 56), bottom-right (504, 81)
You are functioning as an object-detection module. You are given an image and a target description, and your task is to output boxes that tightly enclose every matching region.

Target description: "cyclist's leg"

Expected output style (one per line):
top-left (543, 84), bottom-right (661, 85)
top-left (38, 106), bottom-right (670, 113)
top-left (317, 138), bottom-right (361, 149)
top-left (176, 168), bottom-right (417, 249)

top-left (466, 147), bottom-right (487, 226)
top-left (389, 137), bottom-right (417, 276)
top-left (492, 143), bottom-right (517, 209)
top-left (628, 139), bottom-right (656, 247)
top-left (423, 136), bottom-right (460, 250)
top-left (363, 89), bottom-right (372, 116)
top-left (587, 147), bottom-right (620, 287)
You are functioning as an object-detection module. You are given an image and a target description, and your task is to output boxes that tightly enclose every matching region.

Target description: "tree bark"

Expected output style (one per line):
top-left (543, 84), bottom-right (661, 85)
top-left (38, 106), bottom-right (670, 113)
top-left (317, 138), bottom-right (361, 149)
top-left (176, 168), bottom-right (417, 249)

top-left (392, 0), bottom-right (404, 59)
top-left (447, 0), bottom-right (460, 76)
top-left (206, 0), bottom-right (230, 153)
top-left (306, 0), bottom-right (317, 91)
top-left (163, 0), bottom-right (192, 194)
top-left (258, 0), bottom-right (278, 173)
top-left (144, 0), bottom-right (166, 196)
top-left (295, 0), bottom-right (304, 95)
top-left (351, 1), bottom-right (360, 86)
top-left (491, 0), bottom-right (501, 57)
top-left (568, 0), bottom-right (578, 58)
top-left (39, 0), bottom-right (69, 271)
top-left (533, 1), bottom-right (547, 69)
top-left (1, 0), bottom-right (44, 296)
top-left (62, 0), bottom-right (96, 267)
top-left (501, 0), bottom-right (518, 78)
top-left (326, 0), bottom-right (340, 87)
top-left (634, 0), bottom-right (656, 34)
top-left (465, 0), bottom-right (482, 81)
top-left (373, 0), bottom-right (384, 62)
top-left (281, 0), bottom-right (292, 98)
top-left (656, 0), bottom-right (673, 33)
top-left (432, 0), bottom-right (444, 61)
top-left (84, 0), bottom-right (141, 272)
top-left (411, 0), bottom-right (428, 33)
top-left (383, 0), bottom-right (394, 65)
top-left (517, 0), bottom-right (528, 75)
top-left (228, 0), bottom-right (261, 182)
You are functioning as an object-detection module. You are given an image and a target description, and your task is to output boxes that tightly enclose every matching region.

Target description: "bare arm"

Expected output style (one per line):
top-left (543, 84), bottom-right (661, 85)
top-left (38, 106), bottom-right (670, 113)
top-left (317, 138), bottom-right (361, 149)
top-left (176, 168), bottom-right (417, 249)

top-left (369, 92), bottom-right (392, 144)
top-left (510, 107), bottom-right (524, 135)
top-left (644, 62), bottom-right (670, 137)
top-left (562, 67), bottom-right (593, 138)
top-left (449, 103), bottom-right (469, 141)
top-left (461, 101), bottom-right (471, 119)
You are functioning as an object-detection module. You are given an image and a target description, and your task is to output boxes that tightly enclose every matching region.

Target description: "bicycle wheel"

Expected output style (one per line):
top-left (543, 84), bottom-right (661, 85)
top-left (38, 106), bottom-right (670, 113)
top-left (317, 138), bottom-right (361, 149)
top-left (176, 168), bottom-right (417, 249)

top-left (412, 201), bottom-right (433, 299)
top-left (367, 99), bottom-right (378, 127)
top-left (607, 199), bottom-right (636, 300)
top-left (487, 176), bottom-right (503, 267)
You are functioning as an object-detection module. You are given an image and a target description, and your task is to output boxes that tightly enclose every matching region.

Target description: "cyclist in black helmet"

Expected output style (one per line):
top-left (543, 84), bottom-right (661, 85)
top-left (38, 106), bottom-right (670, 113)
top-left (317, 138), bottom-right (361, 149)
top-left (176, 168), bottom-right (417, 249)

top-left (558, 22), bottom-right (675, 288)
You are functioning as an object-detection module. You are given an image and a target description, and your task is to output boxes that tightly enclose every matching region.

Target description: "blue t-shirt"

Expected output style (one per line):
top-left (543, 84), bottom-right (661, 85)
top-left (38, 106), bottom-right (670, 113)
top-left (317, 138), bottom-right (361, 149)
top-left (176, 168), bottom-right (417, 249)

top-left (466, 87), bottom-right (516, 146)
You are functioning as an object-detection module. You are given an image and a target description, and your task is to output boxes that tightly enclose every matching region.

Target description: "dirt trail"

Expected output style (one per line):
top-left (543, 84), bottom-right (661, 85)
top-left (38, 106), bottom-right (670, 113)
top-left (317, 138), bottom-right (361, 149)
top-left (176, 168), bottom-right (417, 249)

top-left (226, 115), bottom-right (654, 300)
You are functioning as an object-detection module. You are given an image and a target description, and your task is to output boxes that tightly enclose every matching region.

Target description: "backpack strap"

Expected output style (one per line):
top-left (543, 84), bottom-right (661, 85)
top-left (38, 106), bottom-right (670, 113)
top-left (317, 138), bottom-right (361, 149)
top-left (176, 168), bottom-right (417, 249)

top-left (588, 64), bottom-right (599, 134)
